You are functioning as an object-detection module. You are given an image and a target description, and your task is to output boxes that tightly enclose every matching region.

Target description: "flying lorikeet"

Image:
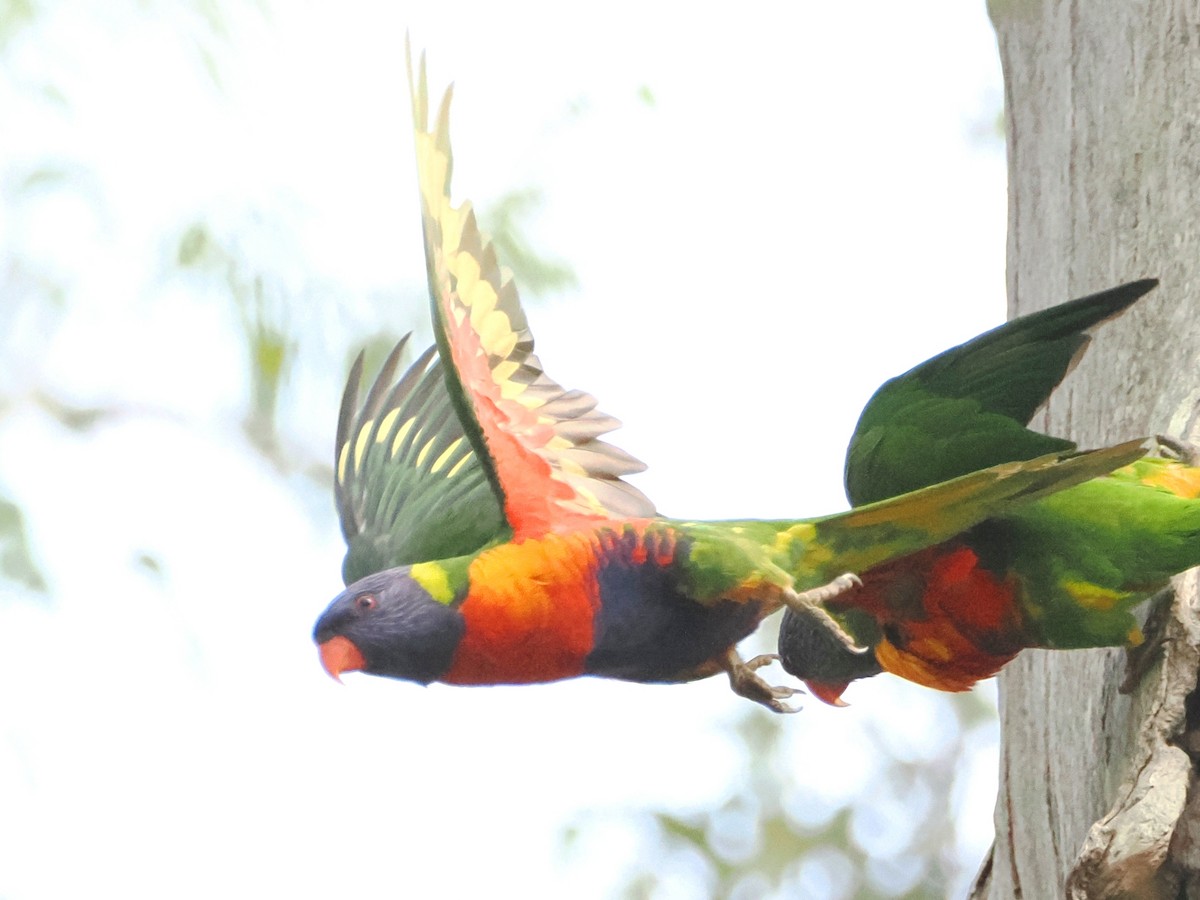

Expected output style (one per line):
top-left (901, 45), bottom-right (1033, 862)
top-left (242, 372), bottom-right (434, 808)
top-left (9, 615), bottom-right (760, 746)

top-left (311, 50), bottom-right (1148, 713)
top-left (776, 278), bottom-right (1200, 705)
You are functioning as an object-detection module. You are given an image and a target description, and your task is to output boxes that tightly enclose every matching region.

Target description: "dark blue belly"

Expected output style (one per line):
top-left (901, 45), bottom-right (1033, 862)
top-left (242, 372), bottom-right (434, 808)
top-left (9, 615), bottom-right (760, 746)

top-left (583, 539), bottom-right (763, 683)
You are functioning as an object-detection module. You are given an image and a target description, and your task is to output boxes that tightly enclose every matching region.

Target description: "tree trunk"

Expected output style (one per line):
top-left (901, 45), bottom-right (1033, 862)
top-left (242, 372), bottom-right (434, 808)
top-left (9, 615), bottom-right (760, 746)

top-left (974, 3), bottom-right (1200, 898)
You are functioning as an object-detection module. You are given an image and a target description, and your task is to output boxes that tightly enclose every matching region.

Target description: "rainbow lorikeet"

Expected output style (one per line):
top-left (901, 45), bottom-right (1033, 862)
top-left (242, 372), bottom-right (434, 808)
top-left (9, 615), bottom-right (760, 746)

top-left (311, 51), bottom-right (1148, 713)
top-left (776, 278), bottom-right (1200, 705)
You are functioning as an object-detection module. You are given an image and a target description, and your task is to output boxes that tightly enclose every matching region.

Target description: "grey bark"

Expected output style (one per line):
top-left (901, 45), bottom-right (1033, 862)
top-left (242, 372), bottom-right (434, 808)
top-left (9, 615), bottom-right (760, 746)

top-left (973, 3), bottom-right (1200, 899)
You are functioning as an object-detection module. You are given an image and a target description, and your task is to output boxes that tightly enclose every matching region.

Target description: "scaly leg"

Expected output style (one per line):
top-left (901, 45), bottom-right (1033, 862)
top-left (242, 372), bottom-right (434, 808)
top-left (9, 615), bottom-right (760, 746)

top-left (723, 648), bottom-right (799, 714)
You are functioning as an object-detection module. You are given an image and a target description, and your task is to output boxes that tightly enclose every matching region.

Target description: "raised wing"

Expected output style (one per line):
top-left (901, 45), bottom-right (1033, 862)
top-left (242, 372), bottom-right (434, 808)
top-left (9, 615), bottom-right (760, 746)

top-left (407, 47), bottom-right (655, 539)
top-left (845, 279), bottom-right (1158, 506)
top-left (335, 335), bottom-right (508, 584)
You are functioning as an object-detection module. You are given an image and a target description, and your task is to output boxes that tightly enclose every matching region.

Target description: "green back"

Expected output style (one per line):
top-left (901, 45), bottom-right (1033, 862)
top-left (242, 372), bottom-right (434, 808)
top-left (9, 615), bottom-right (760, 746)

top-left (995, 457), bottom-right (1200, 647)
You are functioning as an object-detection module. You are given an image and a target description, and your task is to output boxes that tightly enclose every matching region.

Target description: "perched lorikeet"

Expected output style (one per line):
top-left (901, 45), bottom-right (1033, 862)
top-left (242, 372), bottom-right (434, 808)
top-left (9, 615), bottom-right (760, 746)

top-left (776, 279), bottom-right (1200, 705)
top-left (312, 50), bottom-right (1148, 713)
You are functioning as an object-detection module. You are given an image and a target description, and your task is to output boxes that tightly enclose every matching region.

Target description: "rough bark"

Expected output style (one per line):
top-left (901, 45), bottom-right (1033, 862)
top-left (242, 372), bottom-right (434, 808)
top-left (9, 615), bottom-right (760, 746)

top-left (973, 3), bottom-right (1200, 899)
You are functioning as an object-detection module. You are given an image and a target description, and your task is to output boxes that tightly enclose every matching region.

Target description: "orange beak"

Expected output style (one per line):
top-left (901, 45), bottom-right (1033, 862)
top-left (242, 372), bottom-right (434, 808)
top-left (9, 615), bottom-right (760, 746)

top-left (805, 680), bottom-right (850, 707)
top-left (319, 636), bottom-right (367, 682)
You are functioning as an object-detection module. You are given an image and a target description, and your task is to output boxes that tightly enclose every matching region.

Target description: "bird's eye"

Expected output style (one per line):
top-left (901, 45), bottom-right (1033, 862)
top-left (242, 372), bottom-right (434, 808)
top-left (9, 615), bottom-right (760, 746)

top-left (354, 593), bottom-right (377, 612)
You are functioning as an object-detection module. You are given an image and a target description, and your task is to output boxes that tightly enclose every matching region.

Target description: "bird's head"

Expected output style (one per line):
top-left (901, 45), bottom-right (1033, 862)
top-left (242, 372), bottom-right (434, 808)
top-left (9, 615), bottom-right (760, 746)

top-left (777, 606), bottom-right (883, 706)
top-left (313, 567), bottom-right (465, 685)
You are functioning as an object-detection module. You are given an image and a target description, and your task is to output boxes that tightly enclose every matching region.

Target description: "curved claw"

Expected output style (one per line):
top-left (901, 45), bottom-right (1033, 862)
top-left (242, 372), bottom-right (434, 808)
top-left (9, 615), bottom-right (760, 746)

top-left (795, 572), bottom-right (863, 605)
top-left (724, 650), bottom-right (802, 714)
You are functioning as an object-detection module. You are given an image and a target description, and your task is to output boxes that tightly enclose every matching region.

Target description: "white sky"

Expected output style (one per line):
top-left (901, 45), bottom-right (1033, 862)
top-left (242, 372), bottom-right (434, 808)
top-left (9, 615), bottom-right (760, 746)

top-left (0, 2), bottom-right (1010, 897)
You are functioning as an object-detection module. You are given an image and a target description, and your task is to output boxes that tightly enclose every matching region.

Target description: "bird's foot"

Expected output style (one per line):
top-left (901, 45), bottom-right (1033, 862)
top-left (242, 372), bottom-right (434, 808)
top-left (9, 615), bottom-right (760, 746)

top-left (724, 649), bottom-right (800, 714)
top-left (1120, 585), bottom-right (1175, 693)
top-left (1156, 435), bottom-right (1200, 466)
top-left (782, 573), bottom-right (869, 654)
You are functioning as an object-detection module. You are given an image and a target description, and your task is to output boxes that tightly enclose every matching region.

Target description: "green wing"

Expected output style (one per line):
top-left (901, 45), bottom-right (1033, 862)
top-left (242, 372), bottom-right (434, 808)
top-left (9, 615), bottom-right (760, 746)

top-left (682, 442), bottom-right (1147, 601)
top-left (845, 279), bottom-right (1158, 506)
top-left (813, 440), bottom-right (1148, 582)
top-left (335, 336), bottom-right (508, 584)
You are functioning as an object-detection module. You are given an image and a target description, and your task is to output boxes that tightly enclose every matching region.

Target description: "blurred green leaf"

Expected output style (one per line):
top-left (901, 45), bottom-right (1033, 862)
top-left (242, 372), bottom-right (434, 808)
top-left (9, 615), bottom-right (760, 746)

top-left (19, 166), bottom-right (72, 192)
top-left (240, 277), bottom-right (296, 457)
top-left (33, 391), bottom-right (117, 432)
top-left (177, 223), bottom-right (217, 268)
top-left (0, 0), bottom-right (35, 51)
top-left (134, 552), bottom-right (165, 581)
top-left (0, 497), bottom-right (47, 593)
top-left (481, 188), bottom-right (578, 297)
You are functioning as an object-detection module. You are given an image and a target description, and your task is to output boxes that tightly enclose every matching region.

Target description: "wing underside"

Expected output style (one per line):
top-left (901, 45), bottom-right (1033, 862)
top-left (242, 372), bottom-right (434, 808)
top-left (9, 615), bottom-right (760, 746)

top-left (407, 46), bottom-right (655, 538)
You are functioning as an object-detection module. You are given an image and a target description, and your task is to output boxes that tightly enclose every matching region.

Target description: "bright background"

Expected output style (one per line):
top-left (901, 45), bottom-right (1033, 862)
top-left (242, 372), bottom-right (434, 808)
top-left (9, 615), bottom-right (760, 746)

top-left (0, 2), bottom-right (1011, 897)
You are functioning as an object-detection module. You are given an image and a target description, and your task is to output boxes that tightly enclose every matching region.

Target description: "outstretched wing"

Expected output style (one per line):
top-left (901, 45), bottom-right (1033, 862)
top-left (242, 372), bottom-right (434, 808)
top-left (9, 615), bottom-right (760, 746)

top-left (813, 440), bottom-right (1147, 584)
top-left (844, 279), bottom-right (1158, 506)
top-left (335, 336), bottom-right (508, 585)
top-left (407, 47), bottom-right (655, 539)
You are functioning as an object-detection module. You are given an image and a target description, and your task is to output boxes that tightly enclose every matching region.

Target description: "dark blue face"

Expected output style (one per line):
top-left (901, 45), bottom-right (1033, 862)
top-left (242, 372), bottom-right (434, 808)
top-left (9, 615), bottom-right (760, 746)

top-left (313, 567), bottom-right (466, 685)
